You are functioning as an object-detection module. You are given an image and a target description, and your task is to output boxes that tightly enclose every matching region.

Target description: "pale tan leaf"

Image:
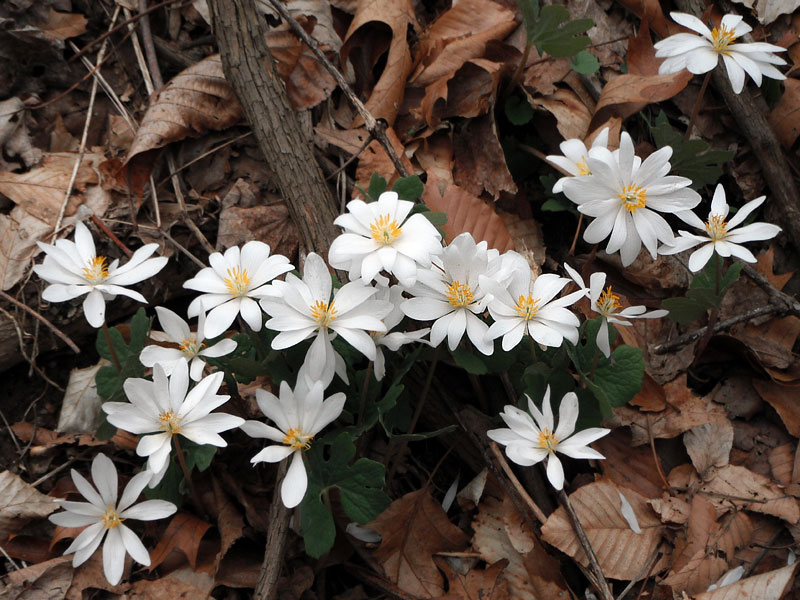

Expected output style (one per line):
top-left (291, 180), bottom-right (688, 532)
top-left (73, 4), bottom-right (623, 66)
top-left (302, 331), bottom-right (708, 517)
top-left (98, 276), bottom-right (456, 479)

top-left (354, 127), bottom-right (415, 194)
top-left (753, 379), bottom-right (800, 438)
top-left (684, 421), bottom-right (734, 477)
top-left (500, 211), bottom-right (546, 277)
top-left (368, 488), bottom-right (470, 597)
top-left (57, 361), bottom-right (106, 434)
top-left (0, 471), bottom-right (57, 538)
top-left (527, 88), bottom-right (591, 141)
top-left (127, 567), bottom-right (214, 598)
top-left (541, 479), bottom-right (663, 580)
top-left (769, 443), bottom-right (795, 487)
top-left (267, 25), bottom-right (337, 109)
top-left (433, 557), bottom-right (511, 600)
top-left (259, 0), bottom-right (342, 52)
top-left (769, 79), bottom-right (800, 149)
top-left (648, 495), bottom-right (691, 525)
top-left (693, 563), bottom-right (797, 599)
top-left (37, 8), bottom-right (87, 42)
top-left (4, 556), bottom-right (73, 599)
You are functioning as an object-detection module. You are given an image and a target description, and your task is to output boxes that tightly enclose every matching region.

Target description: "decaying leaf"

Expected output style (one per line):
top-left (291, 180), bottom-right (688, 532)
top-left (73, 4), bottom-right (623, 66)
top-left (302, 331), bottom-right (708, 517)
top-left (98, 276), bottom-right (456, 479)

top-left (3, 556), bottom-right (73, 599)
top-left (0, 471), bottom-right (57, 538)
top-left (434, 557), bottom-right (510, 600)
top-left (768, 443), bottom-right (797, 488)
top-left (36, 8), bottom-right (87, 42)
top-left (527, 88), bottom-right (592, 141)
top-left (148, 512), bottom-right (212, 571)
top-left (541, 479), bottom-right (663, 580)
top-left (354, 127), bottom-right (415, 193)
top-left (693, 562), bottom-right (798, 599)
top-left (127, 566), bottom-right (215, 598)
top-left (769, 79), bottom-right (800, 149)
top-left (368, 488), bottom-right (470, 597)
top-left (453, 112), bottom-right (517, 200)
top-left (684, 421), bottom-right (734, 478)
top-left (753, 379), bottom-right (800, 438)
top-left (596, 429), bottom-right (665, 499)
top-left (57, 361), bottom-right (106, 434)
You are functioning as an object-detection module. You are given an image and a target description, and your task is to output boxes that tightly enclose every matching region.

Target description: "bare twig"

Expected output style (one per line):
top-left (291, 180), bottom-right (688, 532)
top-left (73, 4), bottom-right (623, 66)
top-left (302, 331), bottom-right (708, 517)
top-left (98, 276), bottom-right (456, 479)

top-left (263, 0), bottom-right (409, 178)
top-left (91, 215), bottom-right (132, 258)
top-left (489, 442), bottom-right (548, 523)
top-left (254, 460), bottom-right (291, 600)
top-left (0, 290), bottom-right (79, 353)
top-left (0, 305), bottom-right (64, 390)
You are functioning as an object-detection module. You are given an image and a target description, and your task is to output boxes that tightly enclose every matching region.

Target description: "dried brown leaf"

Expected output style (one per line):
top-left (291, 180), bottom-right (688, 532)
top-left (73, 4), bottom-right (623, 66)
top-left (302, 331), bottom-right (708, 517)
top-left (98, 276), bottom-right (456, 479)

top-left (453, 112), bottom-right (516, 199)
top-left (769, 443), bottom-right (796, 487)
top-left (755, 247), bottom-right (793, 291)
top-left (0, 471), bottom-right (57, 538)
top-left (433, 557), bottom-right (510, 600)
top-left (354, 127), bottom-right (414, 194)
top-left (527, 88), bottom-right (591, 141)
top-left (753, 379), bottom-right (800, 438)
top-left (149, 512), bottom-right (212, 571)
top-left (418, 59), bottom-right (503, 128)
top-left (736, 316), bottom-right (800, 370)
top-left (37, 9), bottom-right (87, 42)
top-left (769, 78), bottom-right (800, 149)
top-left (596, 429), bottom-right (665, 499)
top-left (648, 494), bottom-right (691, 524)
top-left (65, 551), bottom-right (130, 599)
top-left (57, 362), bottom-right (105, 434)
top-left (368, 488), bottom-right (470, 597)
top-left (5, 555), bottom-right (72, 599)
top-left (211, 476), bottom-right (244, 572)
top-left (684, 421), bottom-right (734, 477)
top-left (127, 566), bottom-right (215, 598)
top-left (541, 479), bottom-right (663, 580)
top-left (693, 563), bottom-right (797, 599)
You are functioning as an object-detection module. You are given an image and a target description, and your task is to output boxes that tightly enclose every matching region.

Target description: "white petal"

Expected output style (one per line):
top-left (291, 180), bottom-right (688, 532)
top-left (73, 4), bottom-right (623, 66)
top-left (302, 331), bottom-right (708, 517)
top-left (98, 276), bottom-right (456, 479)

top-left (281, 451), bottom-right (308, 508)
top-left (102, 526), bottom-right (126, 586)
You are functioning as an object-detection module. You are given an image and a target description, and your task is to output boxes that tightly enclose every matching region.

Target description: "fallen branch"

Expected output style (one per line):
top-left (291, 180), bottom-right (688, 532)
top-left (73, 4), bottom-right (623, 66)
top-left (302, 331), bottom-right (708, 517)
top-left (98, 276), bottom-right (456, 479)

top-left (0, 290), bottom-right (80, 354)
top-left (254, 461), bottom-right (291, 600)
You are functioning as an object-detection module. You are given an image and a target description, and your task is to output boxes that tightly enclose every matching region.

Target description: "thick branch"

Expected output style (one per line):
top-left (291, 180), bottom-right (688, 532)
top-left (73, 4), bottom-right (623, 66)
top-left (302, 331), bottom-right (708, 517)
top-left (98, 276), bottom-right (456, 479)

top-left (208, 0), bottom-right (339, 257)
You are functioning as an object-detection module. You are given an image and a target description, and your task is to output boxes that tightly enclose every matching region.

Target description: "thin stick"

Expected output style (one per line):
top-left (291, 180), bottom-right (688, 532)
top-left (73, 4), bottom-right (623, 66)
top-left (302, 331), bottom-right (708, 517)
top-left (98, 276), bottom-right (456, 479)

top-left (0, 543), bottom-right (21, 571)
top-left (569, 213), bottom-right (584, 256)
top-left (90, 215), bottom-right (132, 257)
top-left (155, 131), bottom-right (252, 187)
top-left (683, 71), bottom-right (711, 142)
top-left (518, 143), bottom-right (573, 176)
top-left (490, 442), bottom-right (548, 523)
top-left (102, 322), bottom-right (122, 372)
top-left (264, 0), bottom-right (409, 178)
top-left (0, 289), bottom-right (79, 353)
top-left (557, 489), bottom-right (615, 600)
top-left (137, 0), bottom-right (164, 89)
top-left (254, 460), bottom-right (291, 600)
top-left (645, 414), bottom-right (671, 491)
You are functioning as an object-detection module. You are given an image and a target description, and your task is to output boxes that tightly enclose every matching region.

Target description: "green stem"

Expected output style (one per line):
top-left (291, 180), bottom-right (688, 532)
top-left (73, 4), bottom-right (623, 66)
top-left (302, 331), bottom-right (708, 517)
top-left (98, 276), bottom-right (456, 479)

top-left (528, 334), bottom-right (538, 363)
top-left (102, 322), bottom-right (122, 372)
top-left (173, 435), bottom-right (204, 514)
top-left (357, 361), bottom-right (373, 428)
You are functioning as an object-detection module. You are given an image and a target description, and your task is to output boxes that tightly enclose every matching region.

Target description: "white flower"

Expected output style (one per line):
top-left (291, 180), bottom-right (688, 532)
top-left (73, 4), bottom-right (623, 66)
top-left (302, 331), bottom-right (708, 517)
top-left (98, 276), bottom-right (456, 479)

top-left (487, 387), bottom-right (610, 490)
top-left (328, 191), bottom-right (443, 287)
top-left (49, 453), bottom-right (176, 585)
top-left (480, 255), bottom-right (584, 351)
top-left (565, 264), bottom-right (668, 357)
top-left (401, 233), bottom-right (499, 355)
top-left (183, 242), bottom-right (293, 339)
top-left (561, 132), bottom-right (701, 266)
top-left (102, 360), bottom-right (244, 487)
top-left (261, 253), bottom-right (392, 388)
top-left (140, 307), bottom-right (238, 381)
top-left (33, 221), bottom-right (167, 328)
top-left (240, 380), bottom-right (345, 508)
top-left (659, 184), bottom-right (781, 271)
top-left (654, 12), bottom-right (786, 94)
top-left (371, 285), bottom-right (430, 381)
top-left (547, 127), bottom-right (610, 193)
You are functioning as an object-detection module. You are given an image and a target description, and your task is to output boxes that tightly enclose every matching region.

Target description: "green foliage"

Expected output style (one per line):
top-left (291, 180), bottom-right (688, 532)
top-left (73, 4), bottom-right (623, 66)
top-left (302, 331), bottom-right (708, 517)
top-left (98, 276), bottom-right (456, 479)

top-left (392, 175), bottom-right (424, 202)
top-left (662, 256), bottom-right (742, 323)
top-left (649, 111), bottom-right (734, 189)
top-left (95, 308), bottom-right (150, 402)
top-left (517, 0), bottom-right (593, 58)
top-left (367, 173), bottom-right (388, 200)
top-left (504, 94), bottom-right (534, 125)
top-left (451, 347), bottom-right (488, 375)
top-left (570, 50), bottom-right (600, 74)
top-left (300, 433), bottom-right (390, 557)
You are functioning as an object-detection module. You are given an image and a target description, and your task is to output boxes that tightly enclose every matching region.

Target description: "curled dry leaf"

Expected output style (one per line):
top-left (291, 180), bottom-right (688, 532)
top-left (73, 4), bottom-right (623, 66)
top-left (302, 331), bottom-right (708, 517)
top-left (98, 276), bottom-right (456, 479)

top-left (367, 488), bottom-right (470, 597)
top-left (526, 88), bottom-right (591, 141)
top-left (148, 512), bottom-right (212, 571)
top-left (541, 479), bottom-right (663, 581)
top-left (693, 562), bottom-right (798, 599)
top-left (3, 556), bottom-right (73, 600)
top-left (471, 495), bottom-right (569, 599)
top-left (648, 494), bottom-right (691, 524)
top-left (684, 421), bottom-right (734, 478)
top-left (0, 471), bottom-right (57, 539)
top-left (210, 476), bottom-right (245, 572)
top-left (453, 112), bottom-right (517, 199)
top-left (127, 567), bottom-right (215, 599)
top-left (736, 316), bottom-right (800, 371)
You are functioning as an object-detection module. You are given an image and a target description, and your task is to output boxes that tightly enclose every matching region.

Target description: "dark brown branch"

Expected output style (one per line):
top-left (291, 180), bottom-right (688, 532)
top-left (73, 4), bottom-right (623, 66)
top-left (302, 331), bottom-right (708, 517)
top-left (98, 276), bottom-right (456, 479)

top-left (209, 0), bottom-right (340, 257)
top-left (0, 290), bottom-right (80, 354)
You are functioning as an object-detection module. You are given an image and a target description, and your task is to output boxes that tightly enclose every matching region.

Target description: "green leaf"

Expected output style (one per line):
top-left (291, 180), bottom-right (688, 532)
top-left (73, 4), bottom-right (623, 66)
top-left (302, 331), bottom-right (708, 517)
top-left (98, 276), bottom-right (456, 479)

top-left (392, 175), bottom-right (424, 201)
top-left (95, 365), bottom-right (122, 400)
top-left (570, 50), bottom-right (600, 74)
top-left (388, 424), bottom-right (458, 443)
top-left (516, 0), bottom-right (592, 58)
top-left (450, 347), bottom-right (488, 375)
top-left (662, 296), bottom-right (710, 324)
top-left (516, 0), bottom-right (540, 42)
top-left (95, 412), bottom-right (116, 441)
top-left (144, 457), bottom-right (184, 506)
top-left (96, 326), bottom-right (129, 363)
top-left (422, 211), bottom-right (448, 226)
top-left (128, 308), bottom-right (150, 355)
top-left (541, 197), bottom-right (572, 212)
top-left (227, 356), bottom-right (270, 379)
top-left (299, 492), bottom-right (336, 558)
top-left (367, 173), bottom-right (388, 200)
top-left (504, 95), bottom-right (533, 125)
top-left (183, 440), bottom-right (216, 472)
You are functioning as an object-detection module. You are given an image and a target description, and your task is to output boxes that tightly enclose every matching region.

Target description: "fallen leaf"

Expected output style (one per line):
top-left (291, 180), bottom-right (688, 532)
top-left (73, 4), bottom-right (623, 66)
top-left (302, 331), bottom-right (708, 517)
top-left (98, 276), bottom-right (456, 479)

top-left (693, 562), bottom-right (797, 599)
top-left (57, 361), bottom-right (106, 434)
top-left (127, 566), bottom-right (215, 598)
top-left (753, 379), bottom-right (800, 438)
top-left (770, 78), bottom-right (800, 149)
top-left (684, 421), bottom-right (734, 478)
top-left (0, 471), bottom-right (57, 538)
top-left (4, 555), bottom-right (73, 599)
top-left (341, 0), bottom-right (418, 126)
top-left (541, 479), bottom-right (663, 580)
top-left (756, 247), bottom-right (793, 291)
top-left (211, 476), bottom-right (244, 572)
top-left (732, 0), bottom-right (800, 24)
top-left (453, 112), bottom-right (517, 200)
top-left (631, 373), bottom-right (667, 411)
top-left (648, 494), bottom-right (691, 524)
top-left (769, 443), bottom-right (798, 489)
top-left (368, 488), bottom-right (470, 597)
top-left (596, 428), bottom-right (665, 499)
top-left (433, 557), bottom-right (510, 600)
top-left (527, 88), bottom-right (592, 141)
top-left (735, 316), bottom-right (800, 370)
top-left (36, 9), bottom-right (87, 42)
top-left (499, 210), bottom-right (546, 277)
top-left (149, 512), bottom-right (212, 571)
top-left (65, 551), bottom-right (130, 599)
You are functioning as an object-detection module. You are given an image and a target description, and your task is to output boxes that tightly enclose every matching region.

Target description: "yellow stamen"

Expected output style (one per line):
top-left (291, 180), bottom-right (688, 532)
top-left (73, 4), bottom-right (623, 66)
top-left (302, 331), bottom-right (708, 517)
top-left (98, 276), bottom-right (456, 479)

top-left (445, 281), bottom-right (474, 308)
top-left (283, 427), bottom-right (313, 451)
top-left (370, 214), bottom-right (402, 245)
top-left (711, 25), bottom-right (737, 54)
top-left (223, 266), bottom-right (251, 297)
top-left (158, 410), bottom-right (182, 435)
top-left (515, 295), bottom-right (541, 320)
top-left (102, 506), bottom-right (124, 530)
top-left (179, 336), bottom-right (205, 357)
top-left (537, 428), bottom-right (559, 454)
top-left (618, 184), bottom-right (647, 213)
top-left (577, 156), bottom-right (591, 176)
top-left (310, 300), bottom-right (337, 327)
top-left (597, 286), bottom-right (622, 316)
top-left (704, 214), bottom-right (729, 241)
top-left (82, 256), bottom-right (109, 283)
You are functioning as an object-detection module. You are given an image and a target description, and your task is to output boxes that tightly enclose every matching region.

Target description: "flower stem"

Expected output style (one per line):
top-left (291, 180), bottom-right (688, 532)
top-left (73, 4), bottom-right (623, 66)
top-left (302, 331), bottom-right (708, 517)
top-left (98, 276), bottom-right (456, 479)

top-left (693, 254), bottom-right (723, 362)
top-left (528, 334), bottom-right (538, 363)
top-left (505, 42), bottom-right (532, 98)
top-left (102, 322), bottom-right (122, 372)
top-left (357, 361), bottom-right (373, 428)
top-left (683, 71), bottom-right (711, 142)
top-left (173, 436), bottom-right (203, 513)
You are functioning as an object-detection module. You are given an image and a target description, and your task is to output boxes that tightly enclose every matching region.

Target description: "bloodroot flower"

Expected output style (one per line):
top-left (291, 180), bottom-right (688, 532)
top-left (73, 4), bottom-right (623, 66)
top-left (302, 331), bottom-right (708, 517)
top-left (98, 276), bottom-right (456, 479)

top-left (328, 191), bottom-right (443, 287)
top-left (183, 242), bottom-right (293, 338)
top-left (49, 453), bottom-right (176, 585)
top-left (241, 380), bottom-right (345, 508)
top-left (140, 307), bottom-right (237, 381)
top-left (33, 221), bottom-right (167, 328)
top-left (488, 387), bottom-right (610, 490)
top-left (546, 127), bottom-right (610, 193)
top-left (659, 184), bottom-right (782, 271)
top-left (654, 12), bottom-right (786, 94)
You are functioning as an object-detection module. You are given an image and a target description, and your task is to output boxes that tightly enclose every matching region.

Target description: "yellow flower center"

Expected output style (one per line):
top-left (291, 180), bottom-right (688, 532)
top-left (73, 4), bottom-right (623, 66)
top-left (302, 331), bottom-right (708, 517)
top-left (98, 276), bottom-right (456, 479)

top-left (704, 214), bottom-right (729, 241)
top-left (179, 336), bottom-right (204, 357)
top-left (158, 410), bottom-right (182, 435)
top-left (537, 428), bottom-right (559, 454)
top-left (711, 25), bottom-right (737, 54)
top-left (577, 156), bottom-right (591, 176)
top-left (618, 184), bottom-right (647, 213)
top-left (223, 266), bottom-right (251, 297)
top-left (310, 300), bottom-right (337, 327)
top-left (445, 281), bottom-right (474, 308)
top-left (102, 506), bottom-right (124, 530)
top-left (82, 256), bottom-right (109, 283)
top-left (283, 427), bottom-right (313, 451)
top-left (370, 214), bottom-right (402, 245)
top-left (597, 286), bottom-right (622, 316)
top-left (515, 295), bottom-right (541, 320)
